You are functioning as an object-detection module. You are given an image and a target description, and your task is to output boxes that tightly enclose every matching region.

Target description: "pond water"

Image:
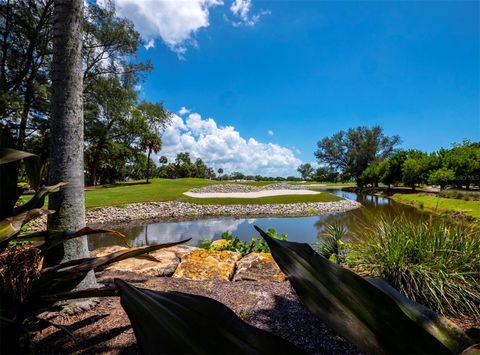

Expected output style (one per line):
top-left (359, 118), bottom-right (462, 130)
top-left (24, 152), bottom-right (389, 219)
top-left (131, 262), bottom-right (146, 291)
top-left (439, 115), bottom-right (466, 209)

top-left (88, 188), bottom-right (433, 250)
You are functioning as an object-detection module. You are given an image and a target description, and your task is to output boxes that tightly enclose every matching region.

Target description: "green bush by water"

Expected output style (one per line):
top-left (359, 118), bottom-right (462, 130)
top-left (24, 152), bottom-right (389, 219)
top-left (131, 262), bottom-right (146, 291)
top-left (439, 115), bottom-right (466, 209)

top-left (199, 229), bottom-right (287, 256)
top-left (347, 214), bottom-right (480, 318)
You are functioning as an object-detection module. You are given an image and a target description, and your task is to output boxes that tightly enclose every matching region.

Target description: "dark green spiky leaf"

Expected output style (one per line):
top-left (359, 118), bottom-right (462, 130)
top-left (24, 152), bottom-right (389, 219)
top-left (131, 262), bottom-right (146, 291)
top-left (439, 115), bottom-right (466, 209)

top-left (33, 240), bottom-right (190, 295)
top-left (367, 277), bottom-right (474, 353)
top-left (40, 287), bottom-right (118, 303)
top-left (0, 148), bottom-right (36, 165)
top-left (13, 183), bottom-right (67, 216)
top-left (0, 209), bottom-right (53, 246)
top-left (461, 344), bottom-right (480, 355)
top-left (15, 226), bottom-right (128, 252)
top-left (254, 226), bottom-right (473, 354)
top-left (114, 279), bottom-right (305, 354)
top-left (0, 130), bottom-right (21, 219)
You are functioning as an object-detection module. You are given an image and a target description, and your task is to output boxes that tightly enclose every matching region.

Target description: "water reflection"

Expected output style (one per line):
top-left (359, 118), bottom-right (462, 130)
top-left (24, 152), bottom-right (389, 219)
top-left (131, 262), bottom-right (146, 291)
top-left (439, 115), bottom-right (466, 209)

top-left (88, 189), bottom-right (434, 250)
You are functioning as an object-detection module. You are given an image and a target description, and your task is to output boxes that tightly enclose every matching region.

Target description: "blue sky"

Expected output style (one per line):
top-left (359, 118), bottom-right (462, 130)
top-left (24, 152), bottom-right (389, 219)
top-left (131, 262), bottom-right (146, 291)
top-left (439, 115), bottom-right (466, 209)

top-left (106, 0), bottom-right (480, 176)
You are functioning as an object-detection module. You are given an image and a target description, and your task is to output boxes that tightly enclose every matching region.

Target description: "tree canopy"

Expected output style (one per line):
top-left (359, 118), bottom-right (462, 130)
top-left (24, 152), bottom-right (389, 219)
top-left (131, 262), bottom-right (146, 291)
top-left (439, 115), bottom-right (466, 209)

top-left (315, 125), bottom-right (401, 186)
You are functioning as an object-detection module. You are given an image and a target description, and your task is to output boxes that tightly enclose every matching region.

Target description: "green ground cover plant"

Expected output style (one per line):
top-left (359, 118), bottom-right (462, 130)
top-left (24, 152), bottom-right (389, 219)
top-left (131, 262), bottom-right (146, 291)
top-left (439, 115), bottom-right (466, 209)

top-left (199, 229), bottom-right (287, 256)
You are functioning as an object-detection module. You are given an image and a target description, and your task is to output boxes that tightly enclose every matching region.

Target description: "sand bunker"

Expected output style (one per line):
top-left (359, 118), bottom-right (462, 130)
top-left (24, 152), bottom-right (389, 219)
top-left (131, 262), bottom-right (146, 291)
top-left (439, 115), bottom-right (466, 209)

top-left (183, 189), bottom-right (321, 199)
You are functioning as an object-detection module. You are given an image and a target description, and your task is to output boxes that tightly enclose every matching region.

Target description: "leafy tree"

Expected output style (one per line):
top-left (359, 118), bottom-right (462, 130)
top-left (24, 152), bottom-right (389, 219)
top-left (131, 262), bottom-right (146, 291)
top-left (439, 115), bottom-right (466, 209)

top-left (159, 155), bottom-right (168, 165)
top-left (313, 166), bottom-right (339, 182)
top-left (47, 0), bottom-right (95, 290)
top-left (315, 126), bottom-right (400, 186)
top-left (442, 141), bottom-right (480, 189)
top-left (84, 75), bottom-right (137, 185)
top-left (297, 163), bottom-right (314, 180)
top-left (402, 158), bottom-right (427, 191)
top-left (0, 0), bottom-right (53, 149)
top-left (428, 168), bottom-right (455, 190)
top-left (380, 149), bottom-right (425, 188)
top-left (361, 161), bottom-right (388, 187)
top-left (0, 0), bottom-right (150, 154)
top-left (230, 171), bottom-right (246, 180)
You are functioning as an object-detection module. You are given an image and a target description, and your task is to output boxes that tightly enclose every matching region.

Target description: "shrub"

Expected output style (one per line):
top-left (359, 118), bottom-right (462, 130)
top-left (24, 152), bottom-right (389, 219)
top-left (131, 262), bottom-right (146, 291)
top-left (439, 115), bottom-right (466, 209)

top-left (255, 226), bottom-right (475, 354)
top-left (347, 214), bottom-right (480, 318)
top-left (199, 229), bottom-right (287, 256)
top-left (316, 223), bottom-right (349, 263)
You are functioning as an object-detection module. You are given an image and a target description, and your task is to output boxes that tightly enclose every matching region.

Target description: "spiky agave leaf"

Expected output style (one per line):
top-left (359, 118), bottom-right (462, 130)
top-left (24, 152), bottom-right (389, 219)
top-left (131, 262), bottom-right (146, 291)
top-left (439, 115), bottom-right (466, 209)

top-left (15, 226), bottom-right (128, 252)
top-left (0, 209), bottom-right (53, 247)
top-left (13, 183), bottom-right (67, 216)
top-left (0, 148), bottom-right (36, 165)
top-left (114, 279), bottom-right (305, 354)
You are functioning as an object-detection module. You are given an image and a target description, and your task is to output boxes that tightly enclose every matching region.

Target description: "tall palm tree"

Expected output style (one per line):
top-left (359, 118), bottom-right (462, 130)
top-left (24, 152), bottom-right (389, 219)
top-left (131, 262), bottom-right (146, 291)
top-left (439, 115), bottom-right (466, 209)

top-left (47, 0), bottom-right (96, 289)
top-left (141, 133), bottom-right (161, 183)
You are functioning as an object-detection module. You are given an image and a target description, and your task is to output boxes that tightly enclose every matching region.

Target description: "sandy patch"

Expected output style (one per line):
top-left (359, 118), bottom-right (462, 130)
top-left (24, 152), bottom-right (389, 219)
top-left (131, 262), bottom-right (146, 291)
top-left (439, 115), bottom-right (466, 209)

top-left (184, 189), bottom-right (321, 198)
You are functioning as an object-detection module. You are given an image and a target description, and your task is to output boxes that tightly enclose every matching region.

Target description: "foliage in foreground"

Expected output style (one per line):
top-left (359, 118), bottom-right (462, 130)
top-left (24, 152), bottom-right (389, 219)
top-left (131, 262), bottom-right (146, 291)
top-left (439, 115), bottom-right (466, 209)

top-left (255, 226), bottom-right (476, 354)
top-left (199, 229), bottom-right (287, 256)
top-left (316, 222), bottom-right (348, 264)
top-left (346, 215), bottom-right (480, 319)
top-left (0, 140), bottom-right (303, 354)
top-left (0, 140), bottom-right (187, 353)
top-left (115, 279), bottom-right (303, 354)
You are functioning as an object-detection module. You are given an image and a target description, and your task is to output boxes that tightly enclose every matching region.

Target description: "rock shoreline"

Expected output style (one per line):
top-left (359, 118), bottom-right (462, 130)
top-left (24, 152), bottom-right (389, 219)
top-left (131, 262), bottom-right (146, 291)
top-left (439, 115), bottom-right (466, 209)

top-left (91, 245), bottom-right (287, 283)
top-left (31, 199), bottom-right (361, 230)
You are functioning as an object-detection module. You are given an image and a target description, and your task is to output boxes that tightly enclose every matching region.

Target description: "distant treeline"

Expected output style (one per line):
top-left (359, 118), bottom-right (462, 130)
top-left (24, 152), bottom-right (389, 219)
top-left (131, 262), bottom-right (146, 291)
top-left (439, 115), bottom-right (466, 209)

top-left (153, 152), bottom-right (304, 182)
top-left (301, 125), bottom-right (479, 190)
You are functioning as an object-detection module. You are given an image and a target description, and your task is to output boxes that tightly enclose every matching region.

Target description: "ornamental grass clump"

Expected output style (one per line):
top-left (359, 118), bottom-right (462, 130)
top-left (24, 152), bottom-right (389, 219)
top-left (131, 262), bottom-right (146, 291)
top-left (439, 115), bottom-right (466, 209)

top-left (347, 214), bottom-right (480, 319)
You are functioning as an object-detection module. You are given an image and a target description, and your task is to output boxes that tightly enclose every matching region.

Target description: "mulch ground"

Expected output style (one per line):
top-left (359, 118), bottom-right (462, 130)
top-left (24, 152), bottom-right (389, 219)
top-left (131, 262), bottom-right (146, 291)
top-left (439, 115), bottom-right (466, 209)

top-left (34, 270), bottom-right (362, 354)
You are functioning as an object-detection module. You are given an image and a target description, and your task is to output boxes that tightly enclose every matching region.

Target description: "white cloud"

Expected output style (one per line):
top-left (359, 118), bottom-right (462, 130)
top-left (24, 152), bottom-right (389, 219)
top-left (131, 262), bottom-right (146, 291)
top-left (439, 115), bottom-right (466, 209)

top-left (267, 130), bottom-right (273, 136)
top-left (178, 106), bottom-right (191, 116)
top-left (97, 0), bottom-right (223, 56)
top-left (144, 39), bottom-right (155, 50)
top-left (230, 0), bottom-right (270, 27)
top-left (156, 111), bottom-right (301, 176)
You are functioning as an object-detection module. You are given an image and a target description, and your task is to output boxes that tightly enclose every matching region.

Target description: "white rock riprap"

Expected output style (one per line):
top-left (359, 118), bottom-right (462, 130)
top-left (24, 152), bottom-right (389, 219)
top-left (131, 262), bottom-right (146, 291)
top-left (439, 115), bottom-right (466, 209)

top-left (29, 199), bottom-right (360, 230)
top-left (189, 182), bottom-right (307, 193)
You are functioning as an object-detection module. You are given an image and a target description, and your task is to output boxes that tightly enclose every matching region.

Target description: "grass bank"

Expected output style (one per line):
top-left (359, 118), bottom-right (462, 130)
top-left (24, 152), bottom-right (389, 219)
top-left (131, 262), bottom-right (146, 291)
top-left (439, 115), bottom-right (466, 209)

top-left (391, 193), bottom-right (480, 219)
top-left (179, 193), bottom-right (341, 205)
top-left (84, 178), bottom-right (341, 209)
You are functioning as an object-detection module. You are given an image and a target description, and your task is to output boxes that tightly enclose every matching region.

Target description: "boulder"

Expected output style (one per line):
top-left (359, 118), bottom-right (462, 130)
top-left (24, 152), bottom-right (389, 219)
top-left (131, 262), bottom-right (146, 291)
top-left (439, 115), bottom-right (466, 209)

top-left (173, 249), bottom-right (240, 281)
top-left (90, 245), bottom-right (127, 258)
top-left (210, 239), bottom-right (230, 250)
top-left (163, 244), bottom-right (198, 259)
top-left (233, 253), bottom-right (286, 282)
top-left (90, 246), bottom-right (179, 277)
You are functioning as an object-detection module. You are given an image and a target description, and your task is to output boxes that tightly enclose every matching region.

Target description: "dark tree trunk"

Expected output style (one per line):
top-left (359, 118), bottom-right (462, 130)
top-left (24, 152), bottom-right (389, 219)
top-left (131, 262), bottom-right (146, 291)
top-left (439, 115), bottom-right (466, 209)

top-left (48, 0), bottom-right (96, 289)
top-left (146, 148), bottom-right (151, 183)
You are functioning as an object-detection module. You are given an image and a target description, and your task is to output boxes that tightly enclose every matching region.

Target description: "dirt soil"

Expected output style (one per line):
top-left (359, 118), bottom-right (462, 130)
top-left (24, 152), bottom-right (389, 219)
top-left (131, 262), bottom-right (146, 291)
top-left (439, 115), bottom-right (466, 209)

top-left (34, 270), bottom-right (362, 354)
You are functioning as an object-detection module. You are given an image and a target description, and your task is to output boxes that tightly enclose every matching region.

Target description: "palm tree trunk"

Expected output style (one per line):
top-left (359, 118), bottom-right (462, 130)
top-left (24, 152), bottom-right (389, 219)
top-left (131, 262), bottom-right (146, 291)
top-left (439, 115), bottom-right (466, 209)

top-left (146, 148), bottom-right (151, 183)
top-left (47, 0), bottom-right (96, 290)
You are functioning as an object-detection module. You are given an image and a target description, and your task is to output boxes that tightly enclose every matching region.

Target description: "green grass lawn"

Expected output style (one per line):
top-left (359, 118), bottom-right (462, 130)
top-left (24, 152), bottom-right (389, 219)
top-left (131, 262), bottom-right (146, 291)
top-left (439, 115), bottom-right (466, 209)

top-left (392, 193), bottom-right (480, 219)
top-left (84, 178), bottom-right (340, 209)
